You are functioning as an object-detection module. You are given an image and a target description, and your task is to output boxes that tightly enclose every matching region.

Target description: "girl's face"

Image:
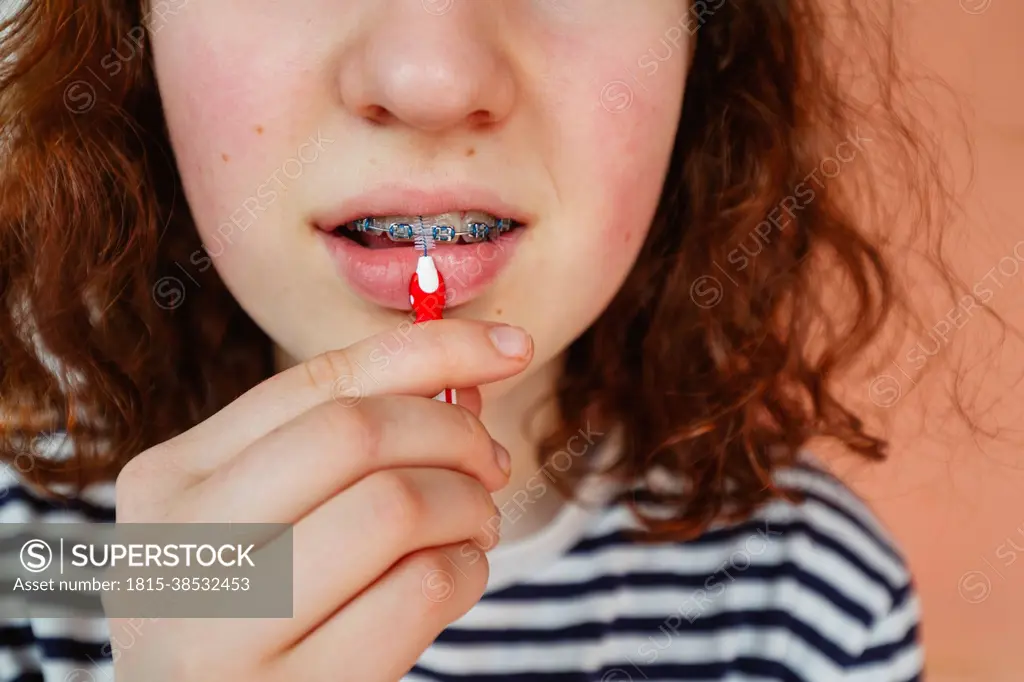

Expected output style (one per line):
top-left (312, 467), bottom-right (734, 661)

top-left (149, 1), bottom-right (689, 397)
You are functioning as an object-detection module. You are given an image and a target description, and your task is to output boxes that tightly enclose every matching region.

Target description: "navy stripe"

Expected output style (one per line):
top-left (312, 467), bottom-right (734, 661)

top-left (569, 521), bottom-right (906, 605)
top-left (36, 636), bottom-right (110, 663)
top-left (0, 626), bottom-right (36, 648)
top-left (782, 488), bottom-right (903, 564)
top-left (437, 608), bottom-right (881, 667)
top-left (484, 561), bottom-right (874, 626)
top-left (443, 609), bottom-right (842, 643)
top-left (890, 581), bottom-right (913, 610)
top-left (0, 486), bottom-right (114, 522)
top-left (622, 463), bottom-right (904, 567)
top-left (1, 631), bottom-right (111, 664)
top-left (411, 657), bottom-right (806, 682)
top-left (780, 464), bottom-right (905, 562)
top-left (857, 623), bottom-right (919, 664)
top-left (0, 478), bottom-right (920, 682)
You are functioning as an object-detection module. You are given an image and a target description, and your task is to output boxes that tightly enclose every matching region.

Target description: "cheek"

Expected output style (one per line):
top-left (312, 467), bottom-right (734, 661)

top-left (150, 21), bottom-right (321, 255)
top-left (537, 22), bottom-right (685, 272)
top-left (562, 91), bottom-right (682, 282)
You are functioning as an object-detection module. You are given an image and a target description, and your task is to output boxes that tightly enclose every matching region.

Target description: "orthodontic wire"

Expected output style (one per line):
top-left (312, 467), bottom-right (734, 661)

top-left (351, 216), bottom-right (514, 243)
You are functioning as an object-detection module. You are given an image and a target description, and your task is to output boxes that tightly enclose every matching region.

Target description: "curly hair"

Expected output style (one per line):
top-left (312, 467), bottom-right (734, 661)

top-left (0, 1), bottom-right (950, 537)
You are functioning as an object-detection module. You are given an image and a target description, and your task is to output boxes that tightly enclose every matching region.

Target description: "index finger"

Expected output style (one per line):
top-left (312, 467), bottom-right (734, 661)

top-left (166, 320), bottom-right (532, 476)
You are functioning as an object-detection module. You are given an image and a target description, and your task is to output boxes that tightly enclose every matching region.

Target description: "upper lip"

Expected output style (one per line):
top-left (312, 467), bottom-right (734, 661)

top-left (312, 184), bottom-right (532, 231)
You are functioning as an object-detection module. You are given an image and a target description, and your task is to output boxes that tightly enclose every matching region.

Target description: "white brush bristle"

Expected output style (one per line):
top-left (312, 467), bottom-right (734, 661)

top-left (413, 222), bottom-right (435, 254)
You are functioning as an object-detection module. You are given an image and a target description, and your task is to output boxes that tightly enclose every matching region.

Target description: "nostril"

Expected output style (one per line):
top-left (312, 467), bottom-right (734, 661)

top-left (361, 104), bottom-right (393, 125)
top-left (467, 109), bottom-right (495, 126)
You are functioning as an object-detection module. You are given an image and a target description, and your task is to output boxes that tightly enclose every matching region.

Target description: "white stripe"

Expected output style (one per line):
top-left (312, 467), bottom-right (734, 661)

top-left (0, 503), bottom-right (100, 524)
top-left (547, 500), bottom-right (906, 593)
top-left (774, 465), bottom-right (898, 552)
top-left (462, 578), bottom-right (869, 655)
top-left (784, 523), bottom-right (893, 617)
top-left (69, 483), bottom-right (115, 510)
top-left (568, 467), bottom-right (909, 599)
top-left (0, 482), bottom-right (113, 525)
top-left (846, 641), bottom-right (924, 681)
top-left (0, 499), bottom-right (44, 523)
top-left (759, 496), bottom-right (909, 588)
top-left (29, 616), bottom-right (111, 644)
top-left (0, 479), bottom-right (115, 512)
top-left (40, 658), bottom-right (114, 682)
top-left (0, 596), bottom-right (103, 623)
top-left (516, 519), bottom-right (789, 584)
top-left (0, 645), bottom-right (42, 682)
top-left (577, 503), bottom-right (643, 537)
top-left (406, 665), bottom-right (784, 682)
top-left (505, 515), bottom-right (893, 620)
top-left (418, 628), bottom-right (848, 678)
top-left (864, 592), bottom-right (920, 646)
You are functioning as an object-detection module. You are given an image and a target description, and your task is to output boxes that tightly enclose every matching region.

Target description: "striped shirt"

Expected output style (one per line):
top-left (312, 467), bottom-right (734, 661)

top-left (0, 453), bottom-right (923, 682)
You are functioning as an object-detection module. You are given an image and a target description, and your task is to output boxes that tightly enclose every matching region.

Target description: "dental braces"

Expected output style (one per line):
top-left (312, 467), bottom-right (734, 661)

top-left (348, 217), bottom-right (515, 243)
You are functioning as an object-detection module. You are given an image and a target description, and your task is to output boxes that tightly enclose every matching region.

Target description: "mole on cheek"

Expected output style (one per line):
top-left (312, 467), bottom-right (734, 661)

top-left (221, 153), bottom-right (230, 162)
top-left (465, 147), bottom-right (476, 157)
top-left (494, 308), bottom-right (503, 317)
top-left (255, 125), bottom-right (264, 135)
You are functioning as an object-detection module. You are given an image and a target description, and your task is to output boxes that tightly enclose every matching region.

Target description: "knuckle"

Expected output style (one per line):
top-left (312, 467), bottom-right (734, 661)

top-left (474, 497), bottom-right (503, 547)
top-left (303, 349), bottom-right (356, 397)
top-left (461, 476), bottom-right (496, 525)
top-left (406, 550), bottom-right (457, 611)
top-left (369, 471), bottom-right (423, 537)
top-left (407, 547), bottom-right (489, 616)
top-left (462, 550), bottom-right (490, 600)
top-left (322, 401), bottom-right (380, 462)
top-left (407, 549), bottom-right (452, 583)
top-left (454, 405), bottom-right (489, 454)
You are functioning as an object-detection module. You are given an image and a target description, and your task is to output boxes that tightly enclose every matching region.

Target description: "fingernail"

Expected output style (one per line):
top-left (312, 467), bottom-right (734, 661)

top-left (493, 441), bottom-right (511, 477)
top-left (488, 325), bottom-right (531, 358)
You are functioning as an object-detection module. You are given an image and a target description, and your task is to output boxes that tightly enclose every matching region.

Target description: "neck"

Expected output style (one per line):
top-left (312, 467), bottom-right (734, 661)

top-left (273, 343), bottom-right (568, 544)
top-left (480, 357), bottom-right (568, 543)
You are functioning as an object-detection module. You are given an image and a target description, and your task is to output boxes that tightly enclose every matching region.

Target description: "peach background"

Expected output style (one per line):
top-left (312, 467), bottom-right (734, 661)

top-left (827, 1), bottom-right (1024, 679)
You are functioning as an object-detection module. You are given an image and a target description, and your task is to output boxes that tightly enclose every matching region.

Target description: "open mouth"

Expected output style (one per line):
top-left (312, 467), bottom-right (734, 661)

top-left (330, 211), bottom-right (526, 250)
top-left (316, 190), bottom-right (531, 309)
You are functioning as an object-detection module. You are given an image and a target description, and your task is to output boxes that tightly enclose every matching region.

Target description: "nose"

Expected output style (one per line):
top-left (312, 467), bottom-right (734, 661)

top-left (338, 2), bottom-right (517, 133)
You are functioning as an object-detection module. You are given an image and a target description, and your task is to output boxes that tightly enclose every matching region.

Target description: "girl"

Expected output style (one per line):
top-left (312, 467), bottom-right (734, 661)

top-left (1, 0), bottom-right (936, 680)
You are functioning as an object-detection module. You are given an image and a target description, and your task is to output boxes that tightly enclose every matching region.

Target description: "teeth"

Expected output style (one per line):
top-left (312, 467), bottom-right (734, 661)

top-left (386, 212), bottom-right (465, 240)
top-left (461, 211), bottom-right (494, 243)
top-left (346, 211), bottom-right (510, 243)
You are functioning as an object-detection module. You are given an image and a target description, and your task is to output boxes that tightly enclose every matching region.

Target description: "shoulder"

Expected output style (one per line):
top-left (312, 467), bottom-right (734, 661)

top-left (557, 453), bottom-right (923, 680)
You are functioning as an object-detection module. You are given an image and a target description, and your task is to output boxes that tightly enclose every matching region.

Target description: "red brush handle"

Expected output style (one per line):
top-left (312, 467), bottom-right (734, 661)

top-left (409, 269), bottom-right (446, 323)
top-left (409, 263), bottom-right (456, 404)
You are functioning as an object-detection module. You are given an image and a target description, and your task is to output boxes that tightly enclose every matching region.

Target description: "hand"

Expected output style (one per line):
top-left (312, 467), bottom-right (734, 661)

top-left (110, 319), bottom-right (533, 682)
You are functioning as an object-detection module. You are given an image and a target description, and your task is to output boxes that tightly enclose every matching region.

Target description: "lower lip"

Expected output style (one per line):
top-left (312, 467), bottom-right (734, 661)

top-left (319, 228), bottom-right (525, 310)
